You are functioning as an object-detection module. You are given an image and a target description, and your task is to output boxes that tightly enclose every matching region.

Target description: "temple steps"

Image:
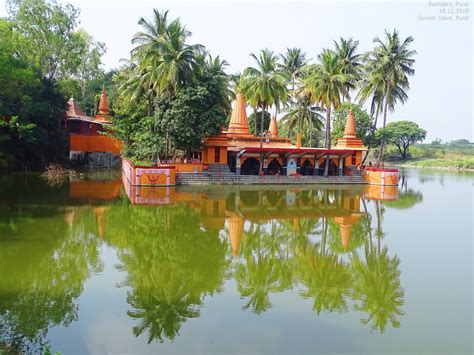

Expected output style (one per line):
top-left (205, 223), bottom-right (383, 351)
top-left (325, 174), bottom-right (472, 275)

top-left (176, 173), bottom-right (366, 185)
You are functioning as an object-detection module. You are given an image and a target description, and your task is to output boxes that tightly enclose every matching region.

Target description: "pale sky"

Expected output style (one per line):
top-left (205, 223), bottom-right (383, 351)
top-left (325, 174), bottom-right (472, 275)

top-left (1, 0), bottom-right (472, 142)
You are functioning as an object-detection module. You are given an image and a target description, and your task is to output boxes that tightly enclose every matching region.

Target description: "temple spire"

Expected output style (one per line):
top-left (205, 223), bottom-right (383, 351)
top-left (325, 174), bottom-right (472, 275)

top-left (95, 87), bottom-right (111, 122)
top-left (334, 109), bottom-right (365, 150)
top-left (343, 110), bottom-right (356, 138)
top-left (227, 93), bottom-right (252, 136)
top-left (269, 116), bottom-right (279, 137)
top-left (98, 88), bottom-right (110, 116)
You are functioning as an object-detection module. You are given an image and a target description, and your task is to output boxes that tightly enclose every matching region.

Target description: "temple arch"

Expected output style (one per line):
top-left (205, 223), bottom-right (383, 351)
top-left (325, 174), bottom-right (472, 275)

top-left (301, 159), bottom-right (314, 176)
top-left (268, 159), bottom-right (282, 175)
top-left (241, 157), bottom-right (260, 175)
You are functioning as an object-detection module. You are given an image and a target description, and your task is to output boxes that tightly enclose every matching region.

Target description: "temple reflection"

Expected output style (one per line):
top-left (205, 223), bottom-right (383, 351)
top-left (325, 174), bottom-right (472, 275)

top-left (54, 175), bottom-right (409, 341)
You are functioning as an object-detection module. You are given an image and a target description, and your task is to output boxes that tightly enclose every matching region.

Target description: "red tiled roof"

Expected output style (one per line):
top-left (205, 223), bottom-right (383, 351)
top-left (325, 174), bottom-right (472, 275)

top-left (66, 98), bottom-right (93, 121)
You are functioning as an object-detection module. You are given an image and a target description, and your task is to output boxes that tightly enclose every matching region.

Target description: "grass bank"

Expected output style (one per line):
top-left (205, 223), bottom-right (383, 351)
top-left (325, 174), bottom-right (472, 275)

top-left (381, 142), bottom-right (474, 171)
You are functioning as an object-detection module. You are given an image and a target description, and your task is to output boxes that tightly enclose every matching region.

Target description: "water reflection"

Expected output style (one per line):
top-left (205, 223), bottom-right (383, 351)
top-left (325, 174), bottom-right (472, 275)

top-left (117, 180), bottom-right (409, 339)
top-left (0, 175), bottom-right (104, 352)
top-left (0, 173), bottom-right (426, 349)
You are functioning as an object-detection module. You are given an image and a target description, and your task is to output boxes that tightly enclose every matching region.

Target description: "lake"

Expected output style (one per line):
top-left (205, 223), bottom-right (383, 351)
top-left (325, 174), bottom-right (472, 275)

top-left (0, 168), bottom-right (472, 354)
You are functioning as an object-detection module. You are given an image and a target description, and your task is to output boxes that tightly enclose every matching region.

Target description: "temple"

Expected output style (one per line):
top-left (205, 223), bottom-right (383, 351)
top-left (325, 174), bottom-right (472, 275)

top-left (201, 93), bottom-right (367, 176)
top-left (64, 88), bottom-right (122, 167)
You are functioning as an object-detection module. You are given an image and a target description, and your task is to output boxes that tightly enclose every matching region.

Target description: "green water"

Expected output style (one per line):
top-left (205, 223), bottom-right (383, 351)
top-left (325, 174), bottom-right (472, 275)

top-left (0, 169), bottom-right (472, 354)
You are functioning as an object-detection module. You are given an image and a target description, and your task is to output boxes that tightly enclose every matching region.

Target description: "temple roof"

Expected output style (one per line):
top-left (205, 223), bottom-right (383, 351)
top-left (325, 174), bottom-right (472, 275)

top-left (66, 98), bottom-right (93, 121)
top-left (269, 117), bottom-right (279, 137)
top-left (227, 93), bottom-right (253, 136)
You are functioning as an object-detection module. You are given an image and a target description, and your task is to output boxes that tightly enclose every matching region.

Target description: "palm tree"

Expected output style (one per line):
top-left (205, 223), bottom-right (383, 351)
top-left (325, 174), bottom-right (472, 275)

top-left (333, 37), bottom-right (362, 101)
top-left (281, 94), bottom-right (324, 147)
top-left (130, 9), bottom-right (204, 101)
top-left (302, 50), bottom-right (352, 175)
top-left (278, 47), bottom-right (307, 99)
top-left (367, 29), bottom-right (416, 165)
top-left (242, 49), bottom-right (289, 174)
top-left (356, 61), bottom-right (385, 163)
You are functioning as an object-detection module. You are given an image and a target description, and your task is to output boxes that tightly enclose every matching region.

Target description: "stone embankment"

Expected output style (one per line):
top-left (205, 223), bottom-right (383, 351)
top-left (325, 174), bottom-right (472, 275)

top-left (176, 172), bottom-right (365, 185)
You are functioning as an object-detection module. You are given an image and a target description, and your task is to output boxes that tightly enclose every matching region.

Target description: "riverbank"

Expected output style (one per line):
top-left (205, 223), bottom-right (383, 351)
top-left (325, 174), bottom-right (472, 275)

top-left (389, 159), bottom-right (474, 172)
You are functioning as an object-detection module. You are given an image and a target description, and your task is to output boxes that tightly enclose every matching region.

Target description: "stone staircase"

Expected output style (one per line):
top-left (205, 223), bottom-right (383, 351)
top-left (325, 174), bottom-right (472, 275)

top-left (207, 164), bottom-right (232, 174)
top-left (176, 171), bottom-right (366, 186)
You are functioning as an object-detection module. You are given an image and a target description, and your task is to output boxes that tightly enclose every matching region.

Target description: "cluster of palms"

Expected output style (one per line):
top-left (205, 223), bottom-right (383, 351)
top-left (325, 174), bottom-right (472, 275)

top-left (119, 9), bottom-right (415, 169)
top-left (122, 10), bottom-right (230, 109)
top-left (239, 32), bottom-right (415, 172)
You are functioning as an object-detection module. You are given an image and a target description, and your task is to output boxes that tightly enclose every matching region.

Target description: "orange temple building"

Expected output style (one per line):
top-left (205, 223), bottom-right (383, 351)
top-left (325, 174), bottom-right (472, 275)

top-left (201, 93), bottom-right (367, 176)
top-left (65, 88), bottom-right (122, 167)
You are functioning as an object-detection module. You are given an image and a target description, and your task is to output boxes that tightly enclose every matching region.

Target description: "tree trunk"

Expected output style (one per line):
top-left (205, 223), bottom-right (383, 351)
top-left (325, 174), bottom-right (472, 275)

top-left (259, 106), bottom-right (265, 175)
top-left (323, 106), bottom-right (331, 177)
top-left (309, 118), bottom-right (312, 148)
top-left (362, 102), bottom-right (380, 165)
top-left (377, 94), bottom-right (389, 166)
top-left (253, 107), bottom-right (257, 135)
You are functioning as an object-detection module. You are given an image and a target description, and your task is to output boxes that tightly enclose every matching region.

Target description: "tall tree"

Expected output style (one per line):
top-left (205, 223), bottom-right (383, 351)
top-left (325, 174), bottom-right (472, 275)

top-left (242, 49), bottom-right (289, 173)
top-left (302, 50), bottom-right (352, 175)
top-left (7, 0), bottom-right (104, 82)
top-left (278, 47), bottom-right (307, 99)
top-left (367, 30), bottom-right (416, 165)
top-left (333, 37), bottom-right (362, 101)
top-left (281, 94), bottom-right (324, 147)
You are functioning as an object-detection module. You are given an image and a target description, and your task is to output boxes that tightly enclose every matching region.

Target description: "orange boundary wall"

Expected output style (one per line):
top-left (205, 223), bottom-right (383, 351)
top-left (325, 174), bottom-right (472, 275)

top-left (70, 134), bottom-right (122, 154)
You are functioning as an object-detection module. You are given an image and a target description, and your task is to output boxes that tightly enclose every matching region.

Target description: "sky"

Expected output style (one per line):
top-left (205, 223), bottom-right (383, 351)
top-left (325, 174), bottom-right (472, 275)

top-left (1, 0), bottom-right (472, 142)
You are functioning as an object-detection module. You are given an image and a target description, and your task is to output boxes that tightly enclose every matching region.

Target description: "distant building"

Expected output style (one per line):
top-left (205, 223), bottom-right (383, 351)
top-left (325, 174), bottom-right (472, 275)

top-left (65, 88), bottom-right (122, 168)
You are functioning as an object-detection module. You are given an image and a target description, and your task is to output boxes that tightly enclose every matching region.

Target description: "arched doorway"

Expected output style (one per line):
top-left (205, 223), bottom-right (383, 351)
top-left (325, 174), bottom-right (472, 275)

top-left (301, 159), bottom-right (314, 176)
top-left (268, 159), bottom-right (282, 175)
top-left (318, 159), bottom-right (338, 176)
top-left (241, 157), bottom-right (260, 175)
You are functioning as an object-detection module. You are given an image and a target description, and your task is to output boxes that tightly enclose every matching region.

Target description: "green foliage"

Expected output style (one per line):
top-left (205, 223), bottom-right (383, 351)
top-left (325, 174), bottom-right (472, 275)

top-left (114, 10), bottom-right (231, 162)
top-left (0, 21), bottom-right (68, 169)
top-left (282, 95), bottom-right (324, 147)
top-left (155, 75), bottom-right (229, 155)
top-left (449, 138), bottom-right (472, 147)
top-left (383, 188), bottom-right (422, 209)
top-left (332, 102), bottom-right (373, 145)
top-left (376, 121), bottom-right (426, 158)
top-left (302, 50), bottom-right (354, 151)
top-left (6, 0), bottom-right (105, 82)
top-left (1, 0), bottom-right (106, 171)
top-left (248, 111), bottom-right (271, 135)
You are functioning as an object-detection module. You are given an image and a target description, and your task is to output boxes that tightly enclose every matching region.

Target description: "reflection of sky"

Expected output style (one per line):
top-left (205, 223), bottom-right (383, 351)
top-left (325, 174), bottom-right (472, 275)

top-left (42, 169), bottom-right (473, 354)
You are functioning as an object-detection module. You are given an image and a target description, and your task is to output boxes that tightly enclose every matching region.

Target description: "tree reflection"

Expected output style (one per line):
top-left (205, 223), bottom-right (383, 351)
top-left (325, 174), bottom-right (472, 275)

top-left (350, 199), bottom-right (405, 332)
top-left (105, 203), bottom-right (227, 342)
top-left (235, 221), bottom-right (293, 314)
top-left (0, 207), bottom-right (103, 353)
top-left (295, 218), bottom-right (351, 314)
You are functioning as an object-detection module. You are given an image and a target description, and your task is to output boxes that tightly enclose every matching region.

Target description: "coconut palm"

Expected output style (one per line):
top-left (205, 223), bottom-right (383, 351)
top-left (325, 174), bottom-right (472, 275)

top-left (356, 62), bottom-right (385, 163)
top-left (130, 9), bottom-right (204, 101)
top-left (281, 94), bottom-right (324, 147)
top-left (333, 37), bottom-right (362, 101)
top-left (367, 29), bottom-right (416, 165)
top-left (302, 50), bottom-right (352, 175)
top-left (278, 47), bottom-right (307, 99)
top-left (242, 49), bottom-right (289, 173)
